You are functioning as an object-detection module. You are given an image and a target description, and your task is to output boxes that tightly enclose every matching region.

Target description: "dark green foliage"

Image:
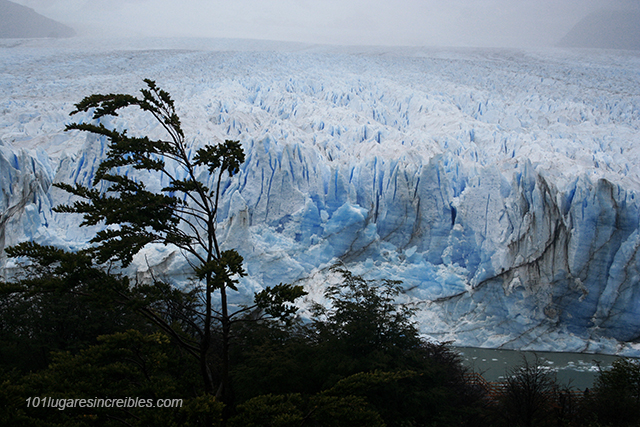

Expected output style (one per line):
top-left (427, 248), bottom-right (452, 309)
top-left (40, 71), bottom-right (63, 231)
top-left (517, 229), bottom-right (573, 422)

top-left (478, 355), bottom-right (593, 427)
top-left (0, 280), bottom-right (139, 372)
top-left (54, 79), bottom-right (304, 403)
top-left (195, 250), bottom-right (245, 290)
top-left (254, 284), bottom-right (307, 321)
top-left (55, 79), bottom-right (241, 268)
top-left (230, 322), bottom-right (316, 400)
top-left (1, 243), bottom-right (136, 371)
top-left (231, 268), bottom-right (481, 427)
top-left (494, 355), bottom-right (558, 427)
top-left (0, 371), bottom-right (37, 427)
top-left (310, 268), bottom-right (421, 363)
top-left (302, 267), bottom-right (426, 396)
top-left (0, 242), bottom-right (223, 426)
top-left (194, 140), bottom-right (245, 176)
top-left (229, 374), bottom-right (394, 427)
top-left (229, 393), bottom-right (308, 427)
top-left (0, 330), bottom-right (223, 427)
top-left (586, 358), bottom-right (640, 426)
top-left (0, 242), bottom-right (193, 370)
top-left (230, 392), bottom-right (386, 427)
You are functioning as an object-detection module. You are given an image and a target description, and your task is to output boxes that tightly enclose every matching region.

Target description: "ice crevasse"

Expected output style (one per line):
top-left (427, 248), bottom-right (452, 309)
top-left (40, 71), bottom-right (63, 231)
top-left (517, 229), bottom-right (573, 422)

top-left (1, 39), bottom-right (640, 354)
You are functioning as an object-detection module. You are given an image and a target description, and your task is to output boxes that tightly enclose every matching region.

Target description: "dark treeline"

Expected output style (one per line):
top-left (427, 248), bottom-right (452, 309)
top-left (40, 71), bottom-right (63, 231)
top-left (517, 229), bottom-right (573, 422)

top-left (0, 260), bottom-right (478, 426)
top-left (2, 262), bottom-right (640, 427)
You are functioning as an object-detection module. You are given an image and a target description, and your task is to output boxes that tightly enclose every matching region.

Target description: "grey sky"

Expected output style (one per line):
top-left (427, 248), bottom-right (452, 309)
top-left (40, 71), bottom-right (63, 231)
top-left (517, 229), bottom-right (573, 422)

top-left (11, 0), bottom-right (639, 48)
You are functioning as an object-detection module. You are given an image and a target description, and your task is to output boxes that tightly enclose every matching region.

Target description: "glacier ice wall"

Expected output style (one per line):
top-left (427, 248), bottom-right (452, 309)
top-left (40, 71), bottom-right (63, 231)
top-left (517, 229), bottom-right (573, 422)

top-left (2, 39), bottom-right (640, 354)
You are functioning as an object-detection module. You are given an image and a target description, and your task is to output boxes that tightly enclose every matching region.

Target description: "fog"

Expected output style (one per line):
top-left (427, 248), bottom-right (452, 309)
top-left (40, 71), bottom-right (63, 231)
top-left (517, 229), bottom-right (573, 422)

top-left (10, 0), bottom-right (640, 48)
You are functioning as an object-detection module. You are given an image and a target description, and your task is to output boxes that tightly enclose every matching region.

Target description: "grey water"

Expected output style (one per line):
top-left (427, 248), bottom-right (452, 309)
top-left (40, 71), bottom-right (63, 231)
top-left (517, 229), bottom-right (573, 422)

top-left (456, 347), bottom-right (629, 390)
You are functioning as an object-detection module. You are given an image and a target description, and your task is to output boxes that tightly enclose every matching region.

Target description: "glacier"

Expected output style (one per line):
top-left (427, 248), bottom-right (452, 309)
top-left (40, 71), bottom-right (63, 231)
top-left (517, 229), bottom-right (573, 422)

top-left (2, 37), bottom-right (640, 355)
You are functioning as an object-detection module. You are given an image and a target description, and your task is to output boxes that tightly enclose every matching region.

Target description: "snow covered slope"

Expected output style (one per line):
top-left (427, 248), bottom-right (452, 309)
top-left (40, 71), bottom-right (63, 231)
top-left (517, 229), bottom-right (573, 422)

top-left (2, 38), bottom-right (640, 355)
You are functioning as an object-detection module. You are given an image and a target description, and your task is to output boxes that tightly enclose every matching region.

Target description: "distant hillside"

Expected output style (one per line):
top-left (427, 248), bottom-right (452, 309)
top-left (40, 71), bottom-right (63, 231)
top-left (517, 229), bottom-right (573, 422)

top-left (558, 9), bottom-right (640, 50)
top-left (0, 0), bottom-right (75, 38)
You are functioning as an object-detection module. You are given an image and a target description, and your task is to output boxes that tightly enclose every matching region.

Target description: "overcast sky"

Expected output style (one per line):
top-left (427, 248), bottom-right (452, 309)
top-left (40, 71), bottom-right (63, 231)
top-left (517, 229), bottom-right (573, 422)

top-left (11, 0), bottom-right (640, 48)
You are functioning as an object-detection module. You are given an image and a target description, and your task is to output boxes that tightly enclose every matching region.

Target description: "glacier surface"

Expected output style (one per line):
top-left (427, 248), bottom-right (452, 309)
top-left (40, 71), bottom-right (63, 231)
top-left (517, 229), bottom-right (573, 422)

top-left (2, 37), bottom-right (640, 355)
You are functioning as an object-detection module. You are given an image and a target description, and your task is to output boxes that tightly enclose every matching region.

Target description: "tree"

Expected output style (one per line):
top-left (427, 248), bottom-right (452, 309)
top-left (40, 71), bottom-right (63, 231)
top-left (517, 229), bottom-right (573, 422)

top-left (228, 372), bottom-right (408, 427)
top-left (587, 358), bottom-right (640, 426)
top-left (310, 267), bottom-right (421, 363)
top-left (1, 329), bottom-right (224, 427)
top-left (231, 267), bottom-right (481, 427)
top-left (5, 79), bottom-right (305, 410)
top-left (497, 354), bottom-right (557, 427)
top-left (0, 248), bottom-right (148, 372)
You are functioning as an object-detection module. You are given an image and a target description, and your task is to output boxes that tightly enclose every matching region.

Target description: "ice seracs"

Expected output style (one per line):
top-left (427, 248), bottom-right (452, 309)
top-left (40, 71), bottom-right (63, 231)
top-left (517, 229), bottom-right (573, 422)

top-left (2, 38), bottom-right (640, 355)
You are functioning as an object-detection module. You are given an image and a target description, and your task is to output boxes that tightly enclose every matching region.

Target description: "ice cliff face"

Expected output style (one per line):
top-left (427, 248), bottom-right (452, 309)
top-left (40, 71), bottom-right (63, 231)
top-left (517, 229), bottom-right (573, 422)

top-left (2, 38), bottom-right (640, 354)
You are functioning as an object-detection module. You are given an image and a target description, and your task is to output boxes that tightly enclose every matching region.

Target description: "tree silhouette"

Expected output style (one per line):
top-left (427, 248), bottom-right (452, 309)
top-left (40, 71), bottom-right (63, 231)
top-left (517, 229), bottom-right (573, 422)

top-left (6, 79), bottom-right (305, 411)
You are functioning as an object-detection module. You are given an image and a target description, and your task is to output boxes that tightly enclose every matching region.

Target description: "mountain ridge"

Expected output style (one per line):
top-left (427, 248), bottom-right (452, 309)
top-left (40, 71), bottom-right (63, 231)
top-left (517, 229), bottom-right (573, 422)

top-left (558, 8), bottom-right (640, 50)
top-left (0, 0), bottom-right (75, 38)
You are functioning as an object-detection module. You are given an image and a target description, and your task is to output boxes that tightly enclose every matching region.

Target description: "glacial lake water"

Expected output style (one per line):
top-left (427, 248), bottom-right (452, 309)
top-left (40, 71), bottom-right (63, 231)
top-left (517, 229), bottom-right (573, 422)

top-left (456, 347), bottom-right (630, 390)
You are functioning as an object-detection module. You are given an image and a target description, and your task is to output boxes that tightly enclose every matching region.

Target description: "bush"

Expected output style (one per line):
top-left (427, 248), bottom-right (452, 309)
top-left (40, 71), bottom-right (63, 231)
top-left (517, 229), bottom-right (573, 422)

top-left (587, 358), bottom-right (640, 426)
